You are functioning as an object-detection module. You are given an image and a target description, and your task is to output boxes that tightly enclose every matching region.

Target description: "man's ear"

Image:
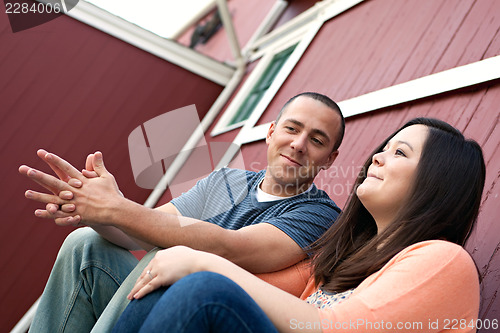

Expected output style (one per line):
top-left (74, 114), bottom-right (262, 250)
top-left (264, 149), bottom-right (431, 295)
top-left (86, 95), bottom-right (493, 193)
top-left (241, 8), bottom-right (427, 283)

top-left (265, 122), bottom-right (276, 145)
top-left (323, 150), bottom-right (339, 170)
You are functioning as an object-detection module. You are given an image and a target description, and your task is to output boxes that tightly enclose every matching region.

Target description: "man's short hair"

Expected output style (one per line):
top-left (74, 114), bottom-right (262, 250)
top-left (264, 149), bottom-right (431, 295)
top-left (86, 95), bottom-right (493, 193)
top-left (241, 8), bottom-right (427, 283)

top-left (276, 92), bottom-right (345, 152)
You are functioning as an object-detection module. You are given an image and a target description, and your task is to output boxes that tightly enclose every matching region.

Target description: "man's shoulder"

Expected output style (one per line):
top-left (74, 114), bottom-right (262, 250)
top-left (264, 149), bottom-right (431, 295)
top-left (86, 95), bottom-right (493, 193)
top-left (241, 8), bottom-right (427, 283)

top-left (296, 185), bottom-right (341, 213)
top-left (259, 187), bottom-right (341, 220)
top-left (209, 167), bottom-right (263, 184)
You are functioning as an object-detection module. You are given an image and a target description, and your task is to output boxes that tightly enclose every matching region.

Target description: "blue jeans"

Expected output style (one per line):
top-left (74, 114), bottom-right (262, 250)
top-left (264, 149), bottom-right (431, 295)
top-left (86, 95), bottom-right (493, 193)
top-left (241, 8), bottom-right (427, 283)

top-left (112, 272), bottom-right (279, 333)
top-left (29, 227), bottom-right (154, 333)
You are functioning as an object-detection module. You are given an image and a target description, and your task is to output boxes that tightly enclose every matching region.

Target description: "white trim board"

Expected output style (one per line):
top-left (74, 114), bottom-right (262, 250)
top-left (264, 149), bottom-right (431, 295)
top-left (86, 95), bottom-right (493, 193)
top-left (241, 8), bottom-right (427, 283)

top-left (237, 55), bottom-right (500, 145)
top-left (85, 0), bottom-right (217, 40)
top-left (54, 0), bottom-right (235, 86)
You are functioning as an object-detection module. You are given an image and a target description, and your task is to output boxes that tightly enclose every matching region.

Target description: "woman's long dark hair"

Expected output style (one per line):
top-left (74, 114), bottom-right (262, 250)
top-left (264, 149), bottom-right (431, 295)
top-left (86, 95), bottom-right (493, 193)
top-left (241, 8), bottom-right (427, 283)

top-left (311, 117), bottom-right (486, 292)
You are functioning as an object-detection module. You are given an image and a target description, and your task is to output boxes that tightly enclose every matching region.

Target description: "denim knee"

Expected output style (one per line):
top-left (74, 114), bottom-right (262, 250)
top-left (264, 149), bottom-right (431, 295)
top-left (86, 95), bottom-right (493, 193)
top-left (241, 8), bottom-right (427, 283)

top-left (56, 227), bottom-right (134, 274)
top-left (59, 227), bottom-right (98, 253)
top-left (60, 226), bottom-right (105, 249)
top-left (55, 228), bottom-right (94, 267)
top-left (178, 271), bottom-right (230, 293)
top-left (133, 272), bottom-right (278, 333)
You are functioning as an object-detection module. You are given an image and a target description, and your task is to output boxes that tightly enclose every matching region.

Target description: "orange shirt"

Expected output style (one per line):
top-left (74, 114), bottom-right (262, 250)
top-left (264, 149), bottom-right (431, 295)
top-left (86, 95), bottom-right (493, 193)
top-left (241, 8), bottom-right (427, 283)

top-left (299, 240), bottom-right (480, 333)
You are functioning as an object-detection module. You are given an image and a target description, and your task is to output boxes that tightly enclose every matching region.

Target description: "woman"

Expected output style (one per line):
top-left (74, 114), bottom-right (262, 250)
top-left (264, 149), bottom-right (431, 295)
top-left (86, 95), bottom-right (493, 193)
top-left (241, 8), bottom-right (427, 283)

top-left (113, 118), bottom-right (485, 333)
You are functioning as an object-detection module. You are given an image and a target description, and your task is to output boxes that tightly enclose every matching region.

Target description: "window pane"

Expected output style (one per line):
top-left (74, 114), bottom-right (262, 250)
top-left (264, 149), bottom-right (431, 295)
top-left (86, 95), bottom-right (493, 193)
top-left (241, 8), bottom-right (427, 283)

top-left (230, 92), bottom-right (262, 124)
top-left (228, 44), bottom-right (297, 126)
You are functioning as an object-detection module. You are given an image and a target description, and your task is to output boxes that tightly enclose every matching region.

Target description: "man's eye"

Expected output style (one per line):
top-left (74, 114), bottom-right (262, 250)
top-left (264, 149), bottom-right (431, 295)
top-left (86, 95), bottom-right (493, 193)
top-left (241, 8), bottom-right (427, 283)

top-left (311, 138), bottom-right (324, 145)
top-left (285, 126), bottom-right (297, 132)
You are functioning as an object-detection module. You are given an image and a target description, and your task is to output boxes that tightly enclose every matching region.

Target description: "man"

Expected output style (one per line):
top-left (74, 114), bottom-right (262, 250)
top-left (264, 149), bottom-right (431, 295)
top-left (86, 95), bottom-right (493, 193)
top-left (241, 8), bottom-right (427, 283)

top-left (20, 92), bottom-right (345, 332)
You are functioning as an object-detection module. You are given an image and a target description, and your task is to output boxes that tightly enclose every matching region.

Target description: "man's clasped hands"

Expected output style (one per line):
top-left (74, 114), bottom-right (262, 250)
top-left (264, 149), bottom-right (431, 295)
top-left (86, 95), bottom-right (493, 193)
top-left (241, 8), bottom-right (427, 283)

top-left (19, 149), bottom-right (123, 227)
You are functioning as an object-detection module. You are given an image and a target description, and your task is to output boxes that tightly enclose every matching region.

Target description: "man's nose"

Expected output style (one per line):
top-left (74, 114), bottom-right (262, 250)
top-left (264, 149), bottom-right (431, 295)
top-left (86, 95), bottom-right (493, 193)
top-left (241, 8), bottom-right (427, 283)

top-left (290, 134), bottom-right (307, 153)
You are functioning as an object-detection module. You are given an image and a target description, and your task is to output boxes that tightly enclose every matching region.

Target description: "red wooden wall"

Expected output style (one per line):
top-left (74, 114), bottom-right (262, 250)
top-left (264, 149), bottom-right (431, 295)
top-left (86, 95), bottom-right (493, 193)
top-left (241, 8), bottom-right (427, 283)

top-left (0, 6), bottom-right (223, 332)
top-left (1, 0), bottom-right (498, 330)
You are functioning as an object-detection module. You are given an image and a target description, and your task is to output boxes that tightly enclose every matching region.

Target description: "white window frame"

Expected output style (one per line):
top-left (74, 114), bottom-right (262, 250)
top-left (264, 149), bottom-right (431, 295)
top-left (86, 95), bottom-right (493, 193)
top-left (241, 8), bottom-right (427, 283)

top-left (210, 0), bottom-right (365, 137)
top-left (210, 23), bottom-right (319, 137)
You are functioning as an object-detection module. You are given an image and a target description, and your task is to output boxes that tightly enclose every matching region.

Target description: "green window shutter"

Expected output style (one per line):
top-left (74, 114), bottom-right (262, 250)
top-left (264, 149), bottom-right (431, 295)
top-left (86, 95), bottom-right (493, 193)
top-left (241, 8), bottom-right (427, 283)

top-left (228, 44), bottom-right (297, 126)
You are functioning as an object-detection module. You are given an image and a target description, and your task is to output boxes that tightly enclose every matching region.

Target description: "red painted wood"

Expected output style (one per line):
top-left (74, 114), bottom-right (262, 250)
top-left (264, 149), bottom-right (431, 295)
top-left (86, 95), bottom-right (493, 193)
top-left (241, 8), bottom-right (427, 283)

top-left (484, 27), bottom-right (500, 59)
top-left (396, 0), bottom-right (475, 83)
top-left (435, 0), bottom-right (500, 71)
top-left (2, 0), bottom-right (499, 330)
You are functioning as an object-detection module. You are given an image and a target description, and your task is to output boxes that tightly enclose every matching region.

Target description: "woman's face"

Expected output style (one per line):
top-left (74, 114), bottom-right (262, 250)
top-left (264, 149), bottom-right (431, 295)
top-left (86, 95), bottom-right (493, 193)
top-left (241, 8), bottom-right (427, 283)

top-left (357, 124), bottom-right (428, 232)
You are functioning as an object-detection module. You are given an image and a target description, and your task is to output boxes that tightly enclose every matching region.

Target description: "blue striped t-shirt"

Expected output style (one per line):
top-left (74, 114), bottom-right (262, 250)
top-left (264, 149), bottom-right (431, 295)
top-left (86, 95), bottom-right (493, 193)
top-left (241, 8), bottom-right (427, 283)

top-left (170, 168), bottom-right (340, 249)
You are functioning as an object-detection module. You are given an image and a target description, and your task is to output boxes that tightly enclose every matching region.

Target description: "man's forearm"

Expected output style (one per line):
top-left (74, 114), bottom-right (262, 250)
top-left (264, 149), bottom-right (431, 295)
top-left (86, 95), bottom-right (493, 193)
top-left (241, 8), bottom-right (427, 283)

top-left (104, 197), bottom-right (232, 257)
top-left (90, 225), bottom-right (153, 251)
top-left (90, 202), bottom-right (186, 252)
top-left (102, 197), bottom-right (305, 273)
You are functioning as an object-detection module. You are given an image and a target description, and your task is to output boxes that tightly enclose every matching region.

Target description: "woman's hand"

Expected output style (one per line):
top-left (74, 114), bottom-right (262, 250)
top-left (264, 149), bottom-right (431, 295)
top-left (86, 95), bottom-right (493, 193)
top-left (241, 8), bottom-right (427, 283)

top-left (128, 246), bottom-right (209, 300)
top-left (128, 246), bottom-right (321, 333)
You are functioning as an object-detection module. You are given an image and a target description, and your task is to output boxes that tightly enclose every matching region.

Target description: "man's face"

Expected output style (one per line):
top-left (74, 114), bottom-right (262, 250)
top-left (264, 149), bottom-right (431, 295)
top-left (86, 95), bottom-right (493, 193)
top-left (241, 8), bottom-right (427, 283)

top-left (263, 96), bottom-right (341, 196)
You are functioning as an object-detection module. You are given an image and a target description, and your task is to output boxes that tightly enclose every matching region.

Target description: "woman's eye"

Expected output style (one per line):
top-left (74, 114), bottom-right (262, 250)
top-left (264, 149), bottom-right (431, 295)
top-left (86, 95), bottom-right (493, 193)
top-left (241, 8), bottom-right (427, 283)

top-left (395, 148), bottom-right (407, 157)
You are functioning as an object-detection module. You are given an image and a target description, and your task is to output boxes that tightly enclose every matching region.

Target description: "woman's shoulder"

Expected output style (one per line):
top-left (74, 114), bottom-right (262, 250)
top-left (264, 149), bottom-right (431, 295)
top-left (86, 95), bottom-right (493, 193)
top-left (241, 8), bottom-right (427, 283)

top-left (396, 240), bottom-right (472, 261)
top-left (351, 240), bottom-right (479, 312)
top-left (389, 240), bottom-right (477, 279)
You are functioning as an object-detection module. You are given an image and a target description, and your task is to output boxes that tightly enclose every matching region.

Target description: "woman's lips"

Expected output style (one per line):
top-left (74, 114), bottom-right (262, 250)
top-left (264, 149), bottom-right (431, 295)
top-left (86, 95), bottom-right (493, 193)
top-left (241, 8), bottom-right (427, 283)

top-left (367, 171), bottom-right (382, 180)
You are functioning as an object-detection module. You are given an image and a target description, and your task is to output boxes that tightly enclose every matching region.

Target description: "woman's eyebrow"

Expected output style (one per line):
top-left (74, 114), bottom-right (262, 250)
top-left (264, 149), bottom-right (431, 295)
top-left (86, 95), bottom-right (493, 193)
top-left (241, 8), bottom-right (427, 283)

top-left (386, 139), bottom-right (414, 152)
top-left (396, 140), bottom-right (414, 151)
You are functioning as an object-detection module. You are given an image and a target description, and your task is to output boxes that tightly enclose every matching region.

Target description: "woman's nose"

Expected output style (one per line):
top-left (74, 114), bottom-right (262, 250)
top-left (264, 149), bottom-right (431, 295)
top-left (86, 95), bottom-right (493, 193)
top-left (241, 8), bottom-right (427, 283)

top-left (372, 151), bottom-right (384, 166)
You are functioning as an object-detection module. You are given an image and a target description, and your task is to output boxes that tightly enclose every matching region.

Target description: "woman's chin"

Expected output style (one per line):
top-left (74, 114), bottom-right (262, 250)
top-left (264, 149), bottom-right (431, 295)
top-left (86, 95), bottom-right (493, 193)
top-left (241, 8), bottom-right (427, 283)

top-left (356, 183), bottom-right (368, 198)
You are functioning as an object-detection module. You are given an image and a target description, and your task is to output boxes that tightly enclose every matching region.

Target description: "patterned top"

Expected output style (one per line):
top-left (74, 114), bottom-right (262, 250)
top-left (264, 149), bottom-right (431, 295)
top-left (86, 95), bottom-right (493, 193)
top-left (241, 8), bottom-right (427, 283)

top-left (306, 287), bottom-right (355, 309)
